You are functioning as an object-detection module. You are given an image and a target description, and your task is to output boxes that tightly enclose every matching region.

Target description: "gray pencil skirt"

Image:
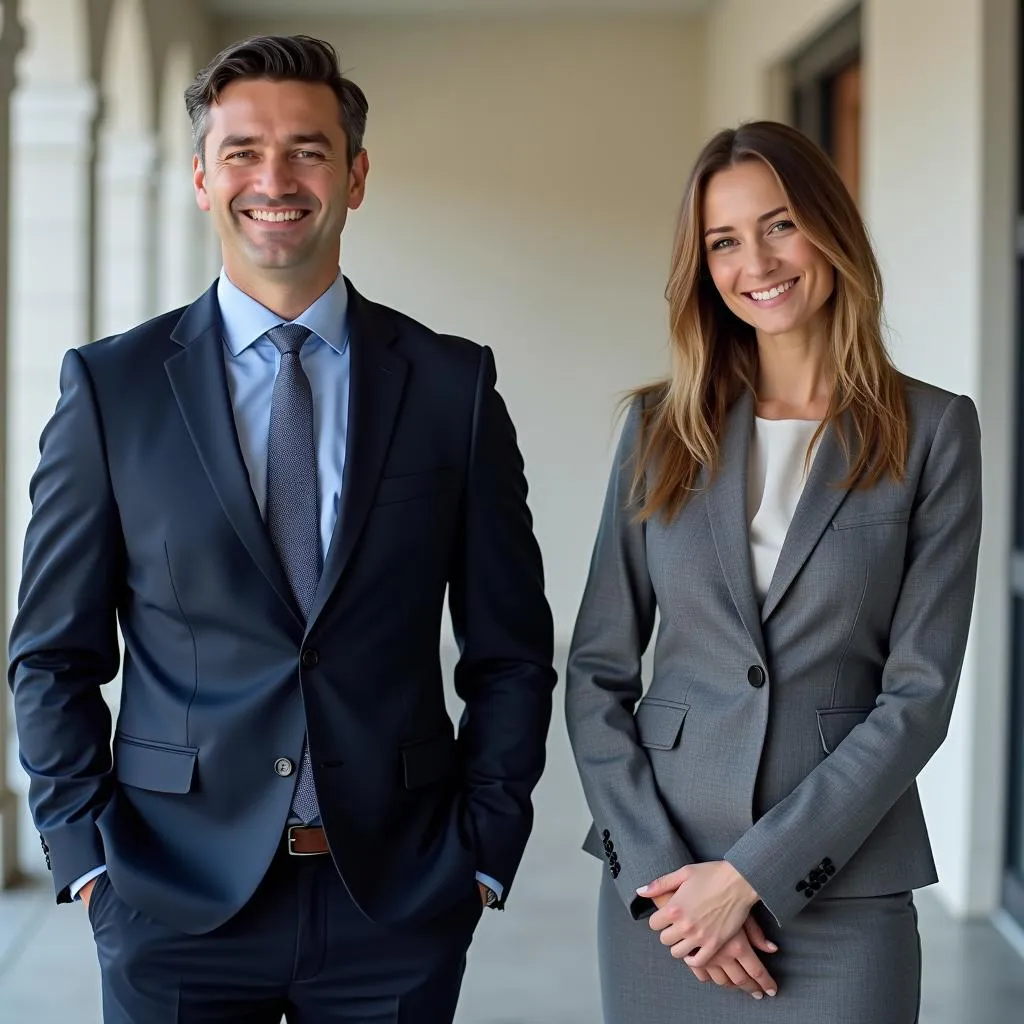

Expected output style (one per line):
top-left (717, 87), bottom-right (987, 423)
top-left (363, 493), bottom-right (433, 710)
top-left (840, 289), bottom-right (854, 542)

top-left (597, 872), bottom-right (921, 1024)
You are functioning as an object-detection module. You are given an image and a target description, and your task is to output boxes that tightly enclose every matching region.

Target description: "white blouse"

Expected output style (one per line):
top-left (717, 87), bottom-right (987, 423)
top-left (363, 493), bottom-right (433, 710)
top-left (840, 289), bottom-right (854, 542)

top-left (747, 417), bottom-right (822, 603)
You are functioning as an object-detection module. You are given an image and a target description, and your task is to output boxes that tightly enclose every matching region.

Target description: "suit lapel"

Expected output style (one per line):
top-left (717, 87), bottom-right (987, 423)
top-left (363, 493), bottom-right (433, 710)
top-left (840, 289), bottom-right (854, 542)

top-left (165, 285), bottom-right (304, 631)
top-left (306, 283), bottom-right (408, 629)
top-left (705, 391), bottom-right (766, 662)
top-left (760, 417), bottom-right (851, 621)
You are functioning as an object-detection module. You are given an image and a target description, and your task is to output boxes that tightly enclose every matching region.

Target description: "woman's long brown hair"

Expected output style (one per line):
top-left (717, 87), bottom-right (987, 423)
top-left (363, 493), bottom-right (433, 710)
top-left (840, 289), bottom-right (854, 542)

top-left (632, 121), bottom-right (908, 521)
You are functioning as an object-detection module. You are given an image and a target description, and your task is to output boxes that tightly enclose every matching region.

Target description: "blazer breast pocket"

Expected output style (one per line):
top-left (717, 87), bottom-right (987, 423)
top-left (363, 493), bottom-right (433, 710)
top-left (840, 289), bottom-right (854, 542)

top-left (634, 697), bottom-right (689, 751)
top-left (114, 734), bottom-right (198, 794)
top-left (832, 508), bottom-right (911, 530)
top-left (374, 468), bottom-right (458, 508)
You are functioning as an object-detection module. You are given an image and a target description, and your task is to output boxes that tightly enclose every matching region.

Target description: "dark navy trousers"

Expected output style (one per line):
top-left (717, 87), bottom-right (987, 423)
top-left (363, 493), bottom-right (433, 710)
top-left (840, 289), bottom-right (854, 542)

top-left (87, 843), bottom-right (483, 1023)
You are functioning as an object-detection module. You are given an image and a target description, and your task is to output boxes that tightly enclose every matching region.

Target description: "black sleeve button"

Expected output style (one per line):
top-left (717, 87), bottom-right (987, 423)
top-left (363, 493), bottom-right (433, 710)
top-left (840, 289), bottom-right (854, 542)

top-left (747, 665), bottom-right (766, 688)
top-left (301, 649), bottom-right (319, 669)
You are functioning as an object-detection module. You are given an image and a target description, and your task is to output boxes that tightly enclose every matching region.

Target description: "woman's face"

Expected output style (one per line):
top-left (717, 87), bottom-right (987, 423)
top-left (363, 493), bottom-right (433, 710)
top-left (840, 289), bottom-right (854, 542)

top-left (701, 159), bottom-right (835, 346)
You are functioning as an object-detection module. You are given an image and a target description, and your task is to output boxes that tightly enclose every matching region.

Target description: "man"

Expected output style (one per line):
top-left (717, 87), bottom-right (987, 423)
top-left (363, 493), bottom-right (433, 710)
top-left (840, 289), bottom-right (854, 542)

top-left (9, 34), bottom-right (555, 1023)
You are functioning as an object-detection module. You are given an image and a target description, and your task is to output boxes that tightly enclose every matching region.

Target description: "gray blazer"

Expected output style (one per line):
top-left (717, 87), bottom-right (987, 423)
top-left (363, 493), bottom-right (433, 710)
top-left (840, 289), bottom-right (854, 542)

top-left (565, 379), bottom-right (982, 927)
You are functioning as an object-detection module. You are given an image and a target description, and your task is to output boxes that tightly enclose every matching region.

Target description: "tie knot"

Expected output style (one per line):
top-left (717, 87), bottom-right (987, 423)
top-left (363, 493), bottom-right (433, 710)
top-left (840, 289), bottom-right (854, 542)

top-left (267, 323), bottom-right (313, 356)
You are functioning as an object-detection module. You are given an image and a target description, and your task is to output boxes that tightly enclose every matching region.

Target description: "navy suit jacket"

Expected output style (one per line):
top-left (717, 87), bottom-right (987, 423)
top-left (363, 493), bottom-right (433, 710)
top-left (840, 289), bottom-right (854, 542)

top-left (9, 279), bottom-right (555, 934)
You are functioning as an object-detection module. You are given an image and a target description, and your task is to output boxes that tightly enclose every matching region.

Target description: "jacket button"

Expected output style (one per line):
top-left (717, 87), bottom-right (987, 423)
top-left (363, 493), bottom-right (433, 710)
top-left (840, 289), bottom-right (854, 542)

top-left (603, 839), bottom-right (614, 854)
top-left (301, 649), bottom-right (319, 669)
top-left (274, 757), bottom-right (294, 777)
top-left (747, 665), bottom-right (765, 688)
top-left (602, 830), bottom-right (611, 840)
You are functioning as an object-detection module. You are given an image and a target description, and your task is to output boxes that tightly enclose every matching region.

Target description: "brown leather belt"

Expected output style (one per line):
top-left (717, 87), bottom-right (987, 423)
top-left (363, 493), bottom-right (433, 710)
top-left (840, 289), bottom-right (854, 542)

top-left (286, 825), bottom-right (330, 856)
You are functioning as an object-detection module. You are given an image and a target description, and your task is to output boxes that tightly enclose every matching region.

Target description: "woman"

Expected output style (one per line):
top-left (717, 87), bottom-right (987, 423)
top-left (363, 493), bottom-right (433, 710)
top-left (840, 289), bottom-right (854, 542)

top-left (565, 120), bottom-right (981, 1022)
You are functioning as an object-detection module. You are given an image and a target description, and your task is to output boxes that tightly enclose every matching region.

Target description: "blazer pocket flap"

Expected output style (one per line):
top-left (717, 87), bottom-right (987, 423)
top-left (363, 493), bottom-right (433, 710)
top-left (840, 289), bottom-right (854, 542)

top-left (401, 732), bottom-right (458, 788)
top-left (375, 469), bottom-right (457, 507)
top-left (114, 735), bottom-right (198, 794)
top-left (833, 508), bottom-right (911, 530)
top-left (634, 700), bottom-right (689, 751)
top-left (816, 706), bottom-right (873, 754)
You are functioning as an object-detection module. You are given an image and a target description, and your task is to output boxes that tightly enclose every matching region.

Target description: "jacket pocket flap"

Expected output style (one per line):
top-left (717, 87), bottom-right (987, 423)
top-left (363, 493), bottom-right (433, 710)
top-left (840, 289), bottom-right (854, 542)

top-left (634, 700), bottom-right (689, 751)
top-left (114, 735), bottom-right (198, 794)
top-left (401, 732), bottom-right (458, 788)
top-left (816, 706), bottom-right (873, 754)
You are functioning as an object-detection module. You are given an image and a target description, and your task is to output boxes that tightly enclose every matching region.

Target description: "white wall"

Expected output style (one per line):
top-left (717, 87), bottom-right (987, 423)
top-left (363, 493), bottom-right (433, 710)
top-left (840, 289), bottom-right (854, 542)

top-left (705, 0), bottom-right (1017, 918)
top-left (220, 13), bottom-right (707, 642)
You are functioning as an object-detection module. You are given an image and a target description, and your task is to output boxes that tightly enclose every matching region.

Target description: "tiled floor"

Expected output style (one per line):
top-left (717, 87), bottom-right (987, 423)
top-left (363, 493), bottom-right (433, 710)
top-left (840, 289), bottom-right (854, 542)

top-left (3, 675), bottom-right (1023, 1022)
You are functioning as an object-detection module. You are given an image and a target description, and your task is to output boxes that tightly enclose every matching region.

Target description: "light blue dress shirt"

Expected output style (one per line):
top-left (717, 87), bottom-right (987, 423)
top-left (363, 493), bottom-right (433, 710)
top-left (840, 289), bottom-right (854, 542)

top-left (72, 271), bottom-right (502, 902)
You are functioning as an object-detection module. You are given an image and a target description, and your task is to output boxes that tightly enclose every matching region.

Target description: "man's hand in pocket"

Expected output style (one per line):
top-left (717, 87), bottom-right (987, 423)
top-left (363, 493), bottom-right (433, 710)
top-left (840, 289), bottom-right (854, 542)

top-left (80, 877), bottom-right (98, 909)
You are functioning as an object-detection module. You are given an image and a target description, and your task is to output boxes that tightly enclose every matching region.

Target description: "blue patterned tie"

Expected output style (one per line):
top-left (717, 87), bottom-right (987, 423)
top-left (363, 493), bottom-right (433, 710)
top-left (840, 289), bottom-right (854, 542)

top-left (265, 323), bottom-right (321, 824)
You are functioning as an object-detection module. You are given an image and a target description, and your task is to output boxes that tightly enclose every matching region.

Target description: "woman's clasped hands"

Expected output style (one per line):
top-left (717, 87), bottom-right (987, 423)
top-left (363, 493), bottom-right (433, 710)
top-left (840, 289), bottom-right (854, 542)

top-left (640, 861), bottom-right (780, 1001)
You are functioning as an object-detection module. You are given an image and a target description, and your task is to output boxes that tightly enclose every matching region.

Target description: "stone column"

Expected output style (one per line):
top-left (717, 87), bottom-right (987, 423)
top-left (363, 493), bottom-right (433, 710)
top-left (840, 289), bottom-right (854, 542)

top-left (0, 0), bottom-right (27, 889)
top-left (6, 10), bottom-right (98, 885)
top-left (95, 130), bottom-right (158, 335)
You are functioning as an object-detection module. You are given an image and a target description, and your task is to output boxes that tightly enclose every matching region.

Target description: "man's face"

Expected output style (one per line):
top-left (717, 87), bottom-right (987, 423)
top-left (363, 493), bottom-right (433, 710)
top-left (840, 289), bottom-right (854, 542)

top-left (194, 77), bottom-right (368, 282)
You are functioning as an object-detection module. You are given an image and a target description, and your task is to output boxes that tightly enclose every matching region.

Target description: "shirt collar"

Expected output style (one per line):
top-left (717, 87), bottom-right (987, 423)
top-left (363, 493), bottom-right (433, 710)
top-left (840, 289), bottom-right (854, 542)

top-left (217, 269), bottom-right (350, 357)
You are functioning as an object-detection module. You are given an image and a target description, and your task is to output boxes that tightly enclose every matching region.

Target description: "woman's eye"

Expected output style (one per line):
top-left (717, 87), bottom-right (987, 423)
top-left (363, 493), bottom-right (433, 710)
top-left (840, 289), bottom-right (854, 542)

top-left (768, 219), bottom-right (795, 234)
top-left (709, 237), bottom-right (736, 251)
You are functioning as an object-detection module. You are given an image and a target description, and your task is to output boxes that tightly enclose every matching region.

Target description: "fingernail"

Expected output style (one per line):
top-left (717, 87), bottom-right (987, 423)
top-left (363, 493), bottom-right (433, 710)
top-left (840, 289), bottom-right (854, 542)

top-left (767, 942), bottom-right (779, 952)
top-left (766, 989), bottom-right (777, 998)
top-left (636, 885), bottom-right (650, 895)
top-left (752, 992), bottom-right (763, 1000)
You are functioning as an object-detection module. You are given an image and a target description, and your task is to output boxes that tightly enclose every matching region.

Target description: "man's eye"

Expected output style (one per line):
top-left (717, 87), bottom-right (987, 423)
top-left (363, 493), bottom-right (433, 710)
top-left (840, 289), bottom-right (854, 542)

top-left (227, 151), bottom-right (255, 161)
top-left (295, 151), bottom-right (323, 159)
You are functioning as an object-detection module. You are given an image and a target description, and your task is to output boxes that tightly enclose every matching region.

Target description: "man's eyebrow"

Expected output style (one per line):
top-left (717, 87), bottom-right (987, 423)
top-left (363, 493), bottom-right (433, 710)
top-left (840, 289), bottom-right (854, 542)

top-left (218, 134), bottom-right (261, 152)
top-left (287, 132), bottom-right (333, 148)
top-left (217, 132), bottom-right (335, 152)
top-left (704, 206), bottom-right (790, 237)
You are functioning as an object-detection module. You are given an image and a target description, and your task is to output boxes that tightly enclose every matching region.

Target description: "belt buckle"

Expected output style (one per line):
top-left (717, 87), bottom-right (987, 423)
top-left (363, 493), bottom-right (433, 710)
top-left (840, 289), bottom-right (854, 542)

top-left (287, 825), bottom-right (321, 857)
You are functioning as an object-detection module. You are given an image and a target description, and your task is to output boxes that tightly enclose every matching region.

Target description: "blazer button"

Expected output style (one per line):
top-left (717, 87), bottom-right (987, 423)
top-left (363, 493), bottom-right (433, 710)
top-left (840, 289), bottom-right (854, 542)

top-left (602, 830), bottom-right (611, 840)
top-left (747, 665), bottom-right (766, 688)
top-left (301, 649), bottom-right (319, 669)
top-left (274, 757), bottom-right (295, 777)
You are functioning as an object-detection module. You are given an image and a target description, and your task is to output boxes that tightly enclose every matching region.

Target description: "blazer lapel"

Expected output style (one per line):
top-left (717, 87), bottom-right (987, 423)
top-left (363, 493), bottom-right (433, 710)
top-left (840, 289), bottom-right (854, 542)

top-left (760, 417), bottom-right (852, 621)
top-left (165, 285), bottom-right (304, 631)
top-left (307, 283), bottom-right (408, 629)
top-left (705, 391), bottom-right (766, 662)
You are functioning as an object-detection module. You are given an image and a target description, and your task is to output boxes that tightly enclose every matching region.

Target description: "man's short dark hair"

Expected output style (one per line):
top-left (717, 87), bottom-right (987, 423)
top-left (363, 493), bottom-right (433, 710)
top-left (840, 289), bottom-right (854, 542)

top-left (185, 34), bottom-right (368, 167)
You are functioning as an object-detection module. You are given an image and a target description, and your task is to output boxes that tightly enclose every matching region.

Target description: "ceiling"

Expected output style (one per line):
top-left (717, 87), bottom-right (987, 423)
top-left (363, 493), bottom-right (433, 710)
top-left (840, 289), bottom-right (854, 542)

top-left (207, 0), bottom-right (711, 16)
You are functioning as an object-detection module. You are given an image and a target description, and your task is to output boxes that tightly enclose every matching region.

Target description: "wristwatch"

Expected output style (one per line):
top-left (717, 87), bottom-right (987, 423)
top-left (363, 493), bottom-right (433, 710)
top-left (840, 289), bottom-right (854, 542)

top-left (480, 884), bottom-right (500, 909)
